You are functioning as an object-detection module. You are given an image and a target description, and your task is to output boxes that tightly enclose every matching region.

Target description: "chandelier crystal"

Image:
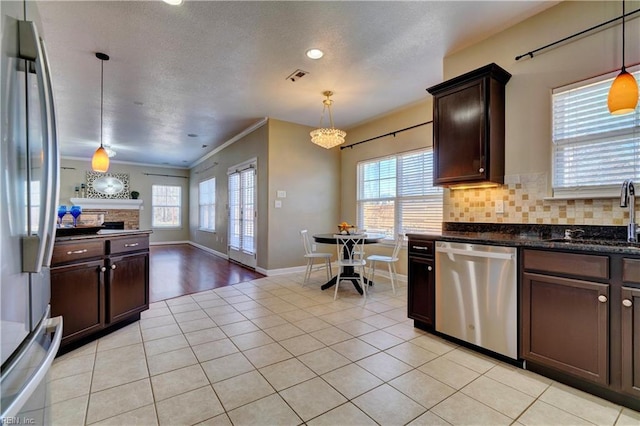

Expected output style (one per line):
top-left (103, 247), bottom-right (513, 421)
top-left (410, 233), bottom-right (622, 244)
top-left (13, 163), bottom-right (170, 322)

top-left (310, 91), bottom-right (346, 149)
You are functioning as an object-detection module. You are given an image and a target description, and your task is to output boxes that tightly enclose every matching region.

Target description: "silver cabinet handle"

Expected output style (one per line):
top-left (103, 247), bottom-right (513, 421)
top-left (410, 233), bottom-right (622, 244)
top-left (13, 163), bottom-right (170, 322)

top-left (412, 246), bottom-right (430, 251)
top-left (622, 299), bottom-right (633, 307)
top-left (100, 266), bottom-right (106, 272)
top-left (598, 295), bottom-right (608, 303)
top-left (427, 266), bottom-right (433, 271)
top-left (124, 243), bottom-right (139, 247)
top-left (479, 167), bottom-right (485, 173)
top-left (67, 249), bottom-right (88, 255)
top-left (111, 264), bottom-right (117, 270)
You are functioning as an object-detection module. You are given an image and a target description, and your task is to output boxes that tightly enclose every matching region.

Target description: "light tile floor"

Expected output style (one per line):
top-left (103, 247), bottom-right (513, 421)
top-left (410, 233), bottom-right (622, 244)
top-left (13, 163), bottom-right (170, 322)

top-left (46, 272), bottom-right (640, 425)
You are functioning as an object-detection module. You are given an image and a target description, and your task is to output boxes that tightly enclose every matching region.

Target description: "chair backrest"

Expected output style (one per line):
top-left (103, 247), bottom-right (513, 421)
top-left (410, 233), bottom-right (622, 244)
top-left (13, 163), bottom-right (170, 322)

top-left (391, 233), bottom-right (404, 259)
top-left (300, 229), bottom-right (312, 255)
top-left (335, 234), bottom-right (366, 261)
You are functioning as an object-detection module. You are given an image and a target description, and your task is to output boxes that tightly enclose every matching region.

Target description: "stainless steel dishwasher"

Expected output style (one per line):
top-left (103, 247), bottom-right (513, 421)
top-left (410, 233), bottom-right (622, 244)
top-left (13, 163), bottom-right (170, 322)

top-left (435, 241), bottom-right (518, 360)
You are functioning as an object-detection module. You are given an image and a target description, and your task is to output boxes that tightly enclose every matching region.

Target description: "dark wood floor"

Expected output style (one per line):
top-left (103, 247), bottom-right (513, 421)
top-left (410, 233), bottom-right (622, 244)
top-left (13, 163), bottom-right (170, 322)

top-left (149, 244), bottom-right (264, 302)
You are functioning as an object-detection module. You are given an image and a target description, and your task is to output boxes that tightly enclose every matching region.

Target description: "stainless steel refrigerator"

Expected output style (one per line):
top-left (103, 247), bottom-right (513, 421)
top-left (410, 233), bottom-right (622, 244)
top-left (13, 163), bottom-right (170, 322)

top-left (1, 0), bottom-right (63, 422)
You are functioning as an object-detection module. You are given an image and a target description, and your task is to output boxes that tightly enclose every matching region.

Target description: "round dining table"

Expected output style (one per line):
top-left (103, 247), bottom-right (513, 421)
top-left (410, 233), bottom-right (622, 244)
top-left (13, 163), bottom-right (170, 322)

top-left (312, 233), bottom-right (385, 294)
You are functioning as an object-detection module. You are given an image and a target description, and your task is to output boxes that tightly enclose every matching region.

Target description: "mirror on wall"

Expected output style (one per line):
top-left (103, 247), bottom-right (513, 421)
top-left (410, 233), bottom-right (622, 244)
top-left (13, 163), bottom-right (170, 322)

top-left (86, 171), bottom-right (130, 199)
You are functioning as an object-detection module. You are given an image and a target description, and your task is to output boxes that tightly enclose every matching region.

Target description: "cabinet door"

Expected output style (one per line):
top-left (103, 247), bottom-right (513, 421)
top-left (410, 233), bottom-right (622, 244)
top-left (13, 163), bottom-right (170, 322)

top-left (107, 252), bottom-right (149, 324)
top-left (408, 256), bottom-right (435, 326)
top-left (522, 272), bottom-right (609, 385)
top-left (433, 79), bottom-right (486, 185)
top-left (621, 286), bottom-right (640, 398)
top-left (51, 260), bottom-right (104, 344)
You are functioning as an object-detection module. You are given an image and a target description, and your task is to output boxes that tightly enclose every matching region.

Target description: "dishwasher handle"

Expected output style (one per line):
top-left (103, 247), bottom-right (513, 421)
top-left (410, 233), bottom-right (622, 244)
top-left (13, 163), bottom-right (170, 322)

top-left (436, 246), bottom-right (514, 260)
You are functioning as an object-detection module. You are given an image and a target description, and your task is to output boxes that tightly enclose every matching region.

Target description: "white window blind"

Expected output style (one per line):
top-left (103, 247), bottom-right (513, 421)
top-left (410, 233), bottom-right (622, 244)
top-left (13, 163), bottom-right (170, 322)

top-left (357, 148), bottom-right (442, 238)
top-left (198, 177), bottom-right (215, 231)
top-left (152, 184), bottom-right (182, 228)
top-left (552, 68), bottom-right (640, 197)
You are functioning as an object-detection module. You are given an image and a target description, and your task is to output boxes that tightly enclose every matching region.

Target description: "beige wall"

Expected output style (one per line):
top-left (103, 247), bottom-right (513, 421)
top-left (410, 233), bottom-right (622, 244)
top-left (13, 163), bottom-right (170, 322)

top-left (441, 0), bottom-right (640, 224)
top-left (59, 158), bottom-right (190, 243)
top-left (189, 123), bottom-right (269, 269)
top-left (266, 119), bottom-right (341, 271)
top-left (340, 100), bottom-right (434, 276)
top-left (188, 119), bottom-right (341, 272)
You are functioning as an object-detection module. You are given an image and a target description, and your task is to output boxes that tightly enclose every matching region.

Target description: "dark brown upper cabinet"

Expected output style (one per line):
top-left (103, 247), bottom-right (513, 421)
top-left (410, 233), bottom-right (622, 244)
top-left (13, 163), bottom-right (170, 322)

top-left (427, 63), bottom-right (511, 187)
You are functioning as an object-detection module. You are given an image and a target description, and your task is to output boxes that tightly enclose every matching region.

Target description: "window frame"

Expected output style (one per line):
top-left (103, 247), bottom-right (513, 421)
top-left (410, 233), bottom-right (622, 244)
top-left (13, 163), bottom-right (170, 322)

top-left (551, 66), bottom-right (640, 199)
top-left (198, 177), bottom-right (216, 232)
top-left (151, 184), bottom-right (182, 229)
top-left (356, 147), bottom-right (443, 240)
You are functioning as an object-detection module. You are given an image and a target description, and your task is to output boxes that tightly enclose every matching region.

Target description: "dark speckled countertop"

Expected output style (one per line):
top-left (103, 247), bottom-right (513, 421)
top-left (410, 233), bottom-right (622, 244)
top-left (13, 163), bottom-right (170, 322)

top-left (55, 229), bottom-right (152, 242)
top-left (408, 223), bottom-right (640, 255)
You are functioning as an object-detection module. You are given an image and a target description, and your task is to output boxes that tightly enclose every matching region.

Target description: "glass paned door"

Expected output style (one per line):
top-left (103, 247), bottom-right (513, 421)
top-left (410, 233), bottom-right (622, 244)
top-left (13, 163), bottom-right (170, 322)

top-left (228, 162), bottom-right (257, 268)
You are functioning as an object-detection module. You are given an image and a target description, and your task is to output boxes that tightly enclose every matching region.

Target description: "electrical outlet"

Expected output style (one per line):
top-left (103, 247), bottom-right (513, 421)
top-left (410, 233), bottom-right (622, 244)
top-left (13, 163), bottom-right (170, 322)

top-left (496, 200), bottom-right (505, 214)
top-left (312, 243), bottom-right (317, 252)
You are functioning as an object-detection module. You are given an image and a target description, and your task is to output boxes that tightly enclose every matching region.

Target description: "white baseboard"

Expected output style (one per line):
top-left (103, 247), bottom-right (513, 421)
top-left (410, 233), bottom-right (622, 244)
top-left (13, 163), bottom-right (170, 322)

top-left (188, 241), bottom-right (229, 260)
top-left (256, 265), bottom-right (309, 276)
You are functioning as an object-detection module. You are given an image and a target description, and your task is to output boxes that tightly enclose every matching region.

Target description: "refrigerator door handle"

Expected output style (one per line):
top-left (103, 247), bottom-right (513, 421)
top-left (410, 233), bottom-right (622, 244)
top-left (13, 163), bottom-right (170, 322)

top-left (0, 315), bottom-right (63, 419)
top-left (19, 21), bottom-right (54, 273)
top-left (39, 38), bottom-right (59, 268)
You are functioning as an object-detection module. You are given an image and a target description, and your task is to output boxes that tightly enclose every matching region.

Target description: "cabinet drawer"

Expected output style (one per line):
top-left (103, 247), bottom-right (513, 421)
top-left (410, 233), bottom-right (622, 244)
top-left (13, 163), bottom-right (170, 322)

top-left (408, 240), bottom-right (435, 257)
top-left (622, 258), bottom-right (640, 284)
top-left (523, 249), bottom-right (609, 280)
top-left (109, 236), bottom-right (149, 254)
top-left (52, 240), bottom-right (105, 265)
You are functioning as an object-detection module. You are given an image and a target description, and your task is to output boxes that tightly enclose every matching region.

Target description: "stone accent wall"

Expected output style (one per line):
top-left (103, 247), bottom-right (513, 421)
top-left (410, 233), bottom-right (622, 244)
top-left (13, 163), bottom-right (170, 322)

top-left (62, 209), bottom-right (140, 229)
top-left (444, 172), bottom-right (631, 225)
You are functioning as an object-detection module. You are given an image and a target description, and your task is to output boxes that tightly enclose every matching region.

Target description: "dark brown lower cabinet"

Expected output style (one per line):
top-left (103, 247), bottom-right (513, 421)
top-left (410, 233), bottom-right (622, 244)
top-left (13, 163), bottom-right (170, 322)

top-left (621, 286), bottom-right (640, 398)
top-left (521, 272), bottom-right (609, 386)
top-left (407, 237), bottom-right (435, 328)
top-left (408, 256), bottom-right (435, 326)
top-left (107, 252), bottom-right (149, 324)
top-left (51, 259), bottom-right (105, 345)
top-left (51, 233), bottom-right (149, 349)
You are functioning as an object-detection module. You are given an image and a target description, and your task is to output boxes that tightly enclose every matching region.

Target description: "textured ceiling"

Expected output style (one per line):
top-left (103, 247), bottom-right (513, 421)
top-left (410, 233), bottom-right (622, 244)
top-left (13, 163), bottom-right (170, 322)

top-left (36, 1), bottom-right (557, 168)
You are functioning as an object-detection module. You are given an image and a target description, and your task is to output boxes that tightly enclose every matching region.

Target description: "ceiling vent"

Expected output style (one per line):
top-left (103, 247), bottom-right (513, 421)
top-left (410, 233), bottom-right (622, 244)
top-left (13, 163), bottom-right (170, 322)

top-left (286, 69), bottom-right (309, 82)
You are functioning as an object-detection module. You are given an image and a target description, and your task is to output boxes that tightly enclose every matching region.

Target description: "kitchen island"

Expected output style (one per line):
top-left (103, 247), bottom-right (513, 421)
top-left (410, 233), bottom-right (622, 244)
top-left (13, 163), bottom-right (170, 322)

top-left (408, 223), bottom-right (640, 411)
top-left (52, 229), bottom-right (151, 351)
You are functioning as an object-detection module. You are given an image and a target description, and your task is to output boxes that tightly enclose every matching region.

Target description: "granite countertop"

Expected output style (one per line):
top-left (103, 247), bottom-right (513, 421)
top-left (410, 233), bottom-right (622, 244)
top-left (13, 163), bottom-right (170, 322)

top-left (55, 229), bottom-right (152, 242)
top-left (408, 223), bottom-right (640, 254)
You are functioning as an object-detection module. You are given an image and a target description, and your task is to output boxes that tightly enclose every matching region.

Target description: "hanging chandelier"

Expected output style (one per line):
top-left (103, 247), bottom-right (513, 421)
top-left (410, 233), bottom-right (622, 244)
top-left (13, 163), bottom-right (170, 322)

top-left (310, 91), bottom-right (346, 149)
top-left (607, 0), bottom-right (638, 115)
top-left (91, 52), bottom-right (110, 172)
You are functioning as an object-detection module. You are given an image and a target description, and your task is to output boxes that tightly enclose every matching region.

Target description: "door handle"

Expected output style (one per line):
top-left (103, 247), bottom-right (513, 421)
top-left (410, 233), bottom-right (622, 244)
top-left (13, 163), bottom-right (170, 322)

top-left (622, 299), bottom-right (633, 307)
top-left (67, 249), bottom-right (88, 255)
top-left (124, 243), bottom-right (139, 247)
top-left (111, 264), bottom-right (117, 270)
top-left (598, 295), bottom-right (607, 303)
top-left (436, 246), bottom-right (514, 260)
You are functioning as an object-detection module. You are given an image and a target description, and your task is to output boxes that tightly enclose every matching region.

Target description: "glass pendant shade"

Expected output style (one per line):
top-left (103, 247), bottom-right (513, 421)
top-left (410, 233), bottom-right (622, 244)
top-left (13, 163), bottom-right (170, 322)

top-left (92, 146), bottom-right (110, 173)
top-left (607, 69), bottom-right (639, 115)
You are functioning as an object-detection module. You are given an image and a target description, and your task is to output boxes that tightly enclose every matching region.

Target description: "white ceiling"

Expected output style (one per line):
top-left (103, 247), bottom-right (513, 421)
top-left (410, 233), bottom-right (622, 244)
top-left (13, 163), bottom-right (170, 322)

top-left (36, 0), bottom-right (557, 168)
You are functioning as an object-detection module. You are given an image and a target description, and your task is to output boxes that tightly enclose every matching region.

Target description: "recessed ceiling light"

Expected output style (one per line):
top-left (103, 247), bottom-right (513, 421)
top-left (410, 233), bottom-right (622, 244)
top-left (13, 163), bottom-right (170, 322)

top-left (163, 0), bottom-right (184, 5)
top-left (306, 48), bottom-right (324, 60)
top-left (202, 144), bottom-right (208, 148)
top-left (187, 133), bottom-right (198, 137)
top-left (134, 101), bottom-right (144, 106)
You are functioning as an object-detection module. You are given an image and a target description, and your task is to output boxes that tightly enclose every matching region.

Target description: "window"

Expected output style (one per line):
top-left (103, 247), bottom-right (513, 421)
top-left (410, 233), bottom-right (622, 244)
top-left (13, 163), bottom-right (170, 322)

top-left (552, 67), bottom-right (640, 198)
top-left (357, 148), bottom-right (443, 238)
top-left (152, 185), bottom-right (181, 228)
top-left (198, 178), bottom-right (216, 231)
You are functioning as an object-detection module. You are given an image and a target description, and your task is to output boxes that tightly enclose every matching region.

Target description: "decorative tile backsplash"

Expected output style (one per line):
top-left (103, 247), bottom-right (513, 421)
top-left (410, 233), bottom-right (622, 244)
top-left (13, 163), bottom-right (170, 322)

top-left (444, 172), bottom-right (630, 225)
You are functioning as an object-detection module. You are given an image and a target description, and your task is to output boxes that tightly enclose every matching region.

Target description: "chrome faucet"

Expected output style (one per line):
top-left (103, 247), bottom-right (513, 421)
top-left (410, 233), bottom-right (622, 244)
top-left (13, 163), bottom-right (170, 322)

top-left (621, 179), bottom-right (637, 242)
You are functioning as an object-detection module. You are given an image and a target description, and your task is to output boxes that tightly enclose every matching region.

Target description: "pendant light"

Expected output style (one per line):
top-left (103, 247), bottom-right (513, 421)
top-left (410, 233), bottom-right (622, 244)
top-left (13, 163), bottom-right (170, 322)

top-left (607, 0), bottom-right (639, 115)
top-left (310, 91), bottom-right (347, 149)
top-left (92, 52), bottom-right (110, 172)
